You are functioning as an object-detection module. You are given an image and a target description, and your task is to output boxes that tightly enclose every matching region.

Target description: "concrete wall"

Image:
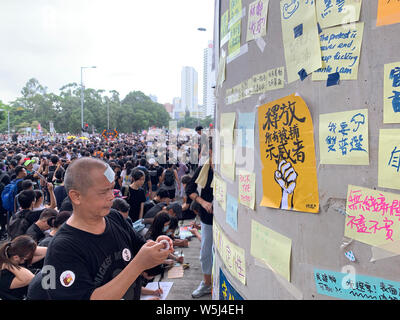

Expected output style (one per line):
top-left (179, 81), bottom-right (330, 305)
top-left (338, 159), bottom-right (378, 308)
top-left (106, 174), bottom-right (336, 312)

top-left (212, 0), bottom-right (400, 299)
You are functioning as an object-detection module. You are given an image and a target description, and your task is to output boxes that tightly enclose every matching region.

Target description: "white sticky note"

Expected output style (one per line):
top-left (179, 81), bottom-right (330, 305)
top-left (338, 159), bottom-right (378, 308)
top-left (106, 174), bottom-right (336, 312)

top-left (104, 165), bottom-right (115, 183)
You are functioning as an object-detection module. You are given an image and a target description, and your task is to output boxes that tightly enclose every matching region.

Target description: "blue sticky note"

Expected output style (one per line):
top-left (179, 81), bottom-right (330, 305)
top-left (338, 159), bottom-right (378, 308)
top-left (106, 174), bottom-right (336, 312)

top-left (226, 193), bottom-right (238, 231)
top-left (327, 72), bottom-right (340, 87)
top-left (317, 22), bottom-right (323, 34)
top-left (293, 24), bottom-right (303, 38)
top-left (314, 268), bottom-right (400, 300)
top-left (238, 112), bottom-right (255, 149)
top-left (298, 68), bottom-right (308, 81)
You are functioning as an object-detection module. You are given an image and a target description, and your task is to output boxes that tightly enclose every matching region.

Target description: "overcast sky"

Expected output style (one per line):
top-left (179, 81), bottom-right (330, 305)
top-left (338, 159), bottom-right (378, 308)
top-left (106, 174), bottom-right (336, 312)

top-left (0, 0), bottom-right (215, 105)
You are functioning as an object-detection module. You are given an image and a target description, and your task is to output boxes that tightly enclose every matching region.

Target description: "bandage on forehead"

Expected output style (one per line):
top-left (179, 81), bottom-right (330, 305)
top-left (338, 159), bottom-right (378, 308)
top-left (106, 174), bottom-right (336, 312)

top-left (104, 165), bottom-right (115, 183)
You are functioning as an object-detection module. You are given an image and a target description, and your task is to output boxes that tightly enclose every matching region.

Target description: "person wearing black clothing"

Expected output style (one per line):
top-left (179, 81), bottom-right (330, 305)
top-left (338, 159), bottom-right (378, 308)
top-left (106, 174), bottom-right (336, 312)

top-left (0, 235), bottom-right (47, 300)
top-left (25, 208), bottom-right (58, 243)
top-left (126, 169), bottom-right (146, 222)
top-left (27, 157), bottom-right (172, 300)
top-left (185, 138), bottom-right (214, 299)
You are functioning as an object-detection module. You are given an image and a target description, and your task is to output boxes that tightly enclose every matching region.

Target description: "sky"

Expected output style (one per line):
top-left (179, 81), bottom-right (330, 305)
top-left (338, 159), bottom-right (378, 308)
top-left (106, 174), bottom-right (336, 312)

top-left (0, 0), bottom-right (215, 105)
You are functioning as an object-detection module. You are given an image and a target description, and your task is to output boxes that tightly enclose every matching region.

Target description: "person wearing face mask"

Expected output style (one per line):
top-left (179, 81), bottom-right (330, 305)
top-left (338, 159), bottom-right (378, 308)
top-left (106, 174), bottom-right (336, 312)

top-left (145, 212), bottom-right (183, 264)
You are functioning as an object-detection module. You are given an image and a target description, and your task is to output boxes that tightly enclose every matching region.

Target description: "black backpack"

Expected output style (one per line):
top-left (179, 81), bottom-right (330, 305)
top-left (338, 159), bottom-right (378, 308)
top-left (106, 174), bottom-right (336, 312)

top-left (8, 210), bottom-right (31, 240)
top-left (164, 169), bottom-right (174, 187)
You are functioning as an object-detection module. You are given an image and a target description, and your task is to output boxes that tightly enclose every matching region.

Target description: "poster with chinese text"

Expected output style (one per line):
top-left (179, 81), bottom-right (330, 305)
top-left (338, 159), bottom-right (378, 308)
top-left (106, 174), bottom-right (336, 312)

top-left (219, 269), bottom-right (244, 300)
top-left (238, 169), bottom-right (256, 210)
top-left (258, 93), bottom-right (319, 213)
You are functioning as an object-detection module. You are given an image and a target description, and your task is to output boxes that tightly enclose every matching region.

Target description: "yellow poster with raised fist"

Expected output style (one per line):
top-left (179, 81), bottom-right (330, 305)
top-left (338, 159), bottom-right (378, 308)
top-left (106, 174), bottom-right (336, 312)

top-left (258, 93), bottom-right (319, 213)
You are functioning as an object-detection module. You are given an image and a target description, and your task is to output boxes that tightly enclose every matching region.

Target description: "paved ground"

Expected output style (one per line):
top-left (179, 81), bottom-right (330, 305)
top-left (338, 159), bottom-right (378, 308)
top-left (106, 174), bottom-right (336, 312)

top-left (154, 219), bottom-right (212, 301)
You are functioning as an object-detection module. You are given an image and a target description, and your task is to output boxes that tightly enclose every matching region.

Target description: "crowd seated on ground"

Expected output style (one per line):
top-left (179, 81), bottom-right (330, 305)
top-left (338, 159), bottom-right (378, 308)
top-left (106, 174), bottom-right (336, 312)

top-left (0, 131), bottom-right (206, 299)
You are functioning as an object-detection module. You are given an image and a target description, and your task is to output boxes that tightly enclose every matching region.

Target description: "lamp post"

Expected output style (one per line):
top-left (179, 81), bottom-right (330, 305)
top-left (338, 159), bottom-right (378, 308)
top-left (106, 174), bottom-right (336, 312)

top-left (197, 27), bottom-right (207, 127)
top-left (80, 66), bottom-right (96, 132)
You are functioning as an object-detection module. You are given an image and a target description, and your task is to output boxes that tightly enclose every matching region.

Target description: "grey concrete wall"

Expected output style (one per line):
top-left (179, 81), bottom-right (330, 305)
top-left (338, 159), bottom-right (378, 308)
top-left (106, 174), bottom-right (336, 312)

top-left (213, 0), bottom-right (400, 299)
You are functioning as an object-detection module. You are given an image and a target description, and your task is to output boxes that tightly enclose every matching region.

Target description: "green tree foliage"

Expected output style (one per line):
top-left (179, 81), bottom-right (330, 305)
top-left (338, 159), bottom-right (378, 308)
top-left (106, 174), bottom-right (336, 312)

top-left (0, 79), bottom-right (172, 134)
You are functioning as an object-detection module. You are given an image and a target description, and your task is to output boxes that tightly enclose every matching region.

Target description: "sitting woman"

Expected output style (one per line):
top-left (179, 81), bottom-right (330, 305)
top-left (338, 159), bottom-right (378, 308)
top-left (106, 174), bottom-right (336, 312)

top-left (145, 212), bottom-right (183, 264)
top-left (0, 235), bottom-right (47, 300)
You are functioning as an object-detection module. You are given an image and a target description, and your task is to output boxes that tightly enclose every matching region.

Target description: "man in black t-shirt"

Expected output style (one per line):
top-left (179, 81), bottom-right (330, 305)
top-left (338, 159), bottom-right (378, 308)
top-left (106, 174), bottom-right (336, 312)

top-left (28, 157), bottom-right (173, 300)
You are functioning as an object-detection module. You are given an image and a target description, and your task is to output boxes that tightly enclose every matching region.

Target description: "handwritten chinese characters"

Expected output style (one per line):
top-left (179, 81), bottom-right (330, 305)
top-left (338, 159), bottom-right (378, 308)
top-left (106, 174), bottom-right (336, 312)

top-left (319, 108), bottom-right (369, 165)
top-left (316, 0), bottom-right (362, 29)
top-left (246, 0), bottom-right (269, 42)
top-left (314, 268), bottom-right (400, 300)
top-left (345, 185), bottom-right (400, 252)
top-left (384, 62), bottom-right (400, 123)
top-left (258, 94), bottom-right (319, 213)
top-left (238, 169), bottom-right (256, 209)
top-left (213, 221), bottom-right (246, 285)
top-left (379, 129), bottom-right (400, 191)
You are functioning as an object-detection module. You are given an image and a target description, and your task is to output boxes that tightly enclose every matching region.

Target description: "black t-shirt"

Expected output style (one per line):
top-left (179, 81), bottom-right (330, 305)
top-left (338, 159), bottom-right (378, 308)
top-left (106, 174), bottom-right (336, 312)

top-left (0, 269), bottom-right (28, 300)
top-left (26, 223), bottom-right (45, 243)
top-left (29, 209), bottom-right (146, 300)
top-left (54, 185), bottom-right (68, 210)
top-left (143, 202), bottom-right (166, 220)
top-left (127, 187), bottom-right (146, 222)
top-left (185, 165), bottom-right (214, 225)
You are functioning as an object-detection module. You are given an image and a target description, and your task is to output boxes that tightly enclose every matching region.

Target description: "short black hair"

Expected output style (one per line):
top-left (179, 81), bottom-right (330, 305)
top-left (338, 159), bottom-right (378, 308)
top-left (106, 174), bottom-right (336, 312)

top-left (111, 198), bottom-right (130, 213)
top-left (18, 190), bottom-right (36, 209)
top-left (15, 165), bottom-right (25, 177)
top-left (195, 126), bottom-right (203, 131)
top-left (157, 188), bottom-right (170, 199)
top-left (21, 179), bottom-right (33, 190)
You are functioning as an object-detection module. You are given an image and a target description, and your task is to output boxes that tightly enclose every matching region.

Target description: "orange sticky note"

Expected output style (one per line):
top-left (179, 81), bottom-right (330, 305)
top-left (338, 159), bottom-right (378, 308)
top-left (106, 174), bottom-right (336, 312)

top-left (377, 0), bottom-right (400, 27)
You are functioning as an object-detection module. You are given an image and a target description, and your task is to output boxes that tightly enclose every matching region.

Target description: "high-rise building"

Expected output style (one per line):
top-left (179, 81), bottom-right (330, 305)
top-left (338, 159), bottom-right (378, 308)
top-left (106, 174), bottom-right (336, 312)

top-left (149, 94), bottom-right (158, 103)
top-left (203, 41), bottom-right (216, 119)
top-left (181, 66), bottom-right (198, 114)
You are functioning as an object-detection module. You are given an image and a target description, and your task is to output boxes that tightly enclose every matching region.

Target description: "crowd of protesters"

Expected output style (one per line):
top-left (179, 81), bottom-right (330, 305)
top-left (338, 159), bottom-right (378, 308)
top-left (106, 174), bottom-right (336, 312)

top-left (0, 125), bottom-right (214, 300)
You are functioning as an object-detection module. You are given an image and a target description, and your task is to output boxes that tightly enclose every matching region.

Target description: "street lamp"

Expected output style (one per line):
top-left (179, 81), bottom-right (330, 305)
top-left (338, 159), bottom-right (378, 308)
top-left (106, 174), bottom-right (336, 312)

top-left (197, 27), bottom-right (207, 127)
top-left (80, 66), bottom-right (96, 132)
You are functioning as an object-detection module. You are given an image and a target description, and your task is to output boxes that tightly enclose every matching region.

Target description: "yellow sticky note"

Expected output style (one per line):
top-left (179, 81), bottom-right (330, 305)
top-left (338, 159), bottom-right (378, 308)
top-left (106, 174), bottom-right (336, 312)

top-left (238, 169), bottom-right (256, 210)
top-left (384, 62), bottom-right (400, 124)
top-left (312, 22), bottom-right (364, 81)
top-left (345, 185), bottom-right (400, 253)
top-left (214, 174), bottom-right (227, 211)
top-left (316, 0), bottom-right (362, 29)
top-left (377, 0), bottom-right (400, 27)
top-left (221, 9), bottom-right (230, 46)
top-left (379, 129), bottom-right (400, 191)
top-left (280, 0), bottom-right (322, 83)
top-left (221, 145), bottom-right (236, 181)
top-left (251, 220), bottom-right (292, 282)
top-left (213, 221), bottom-right (246, 285)
top-left (319, 108), bottom-right (369, 165)
top-left (230, 0), bottom-right (242, 22)
top-left (246, 0), bottom-right (269, 42)
top-left (220, 112), bottom-right (236, 145)
top-left (228, 20), bottom-right (241, 58)
top-left (258, 93), bottom-right (319, 213)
